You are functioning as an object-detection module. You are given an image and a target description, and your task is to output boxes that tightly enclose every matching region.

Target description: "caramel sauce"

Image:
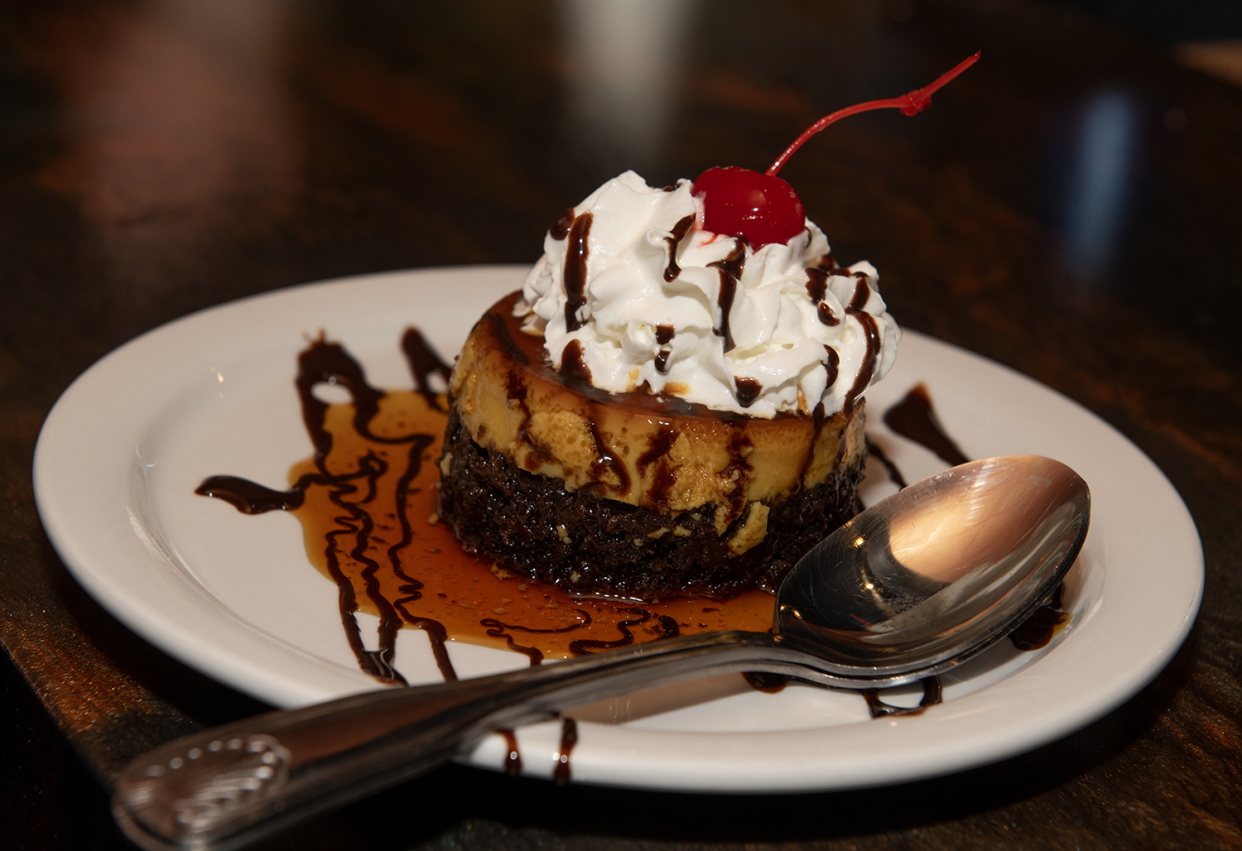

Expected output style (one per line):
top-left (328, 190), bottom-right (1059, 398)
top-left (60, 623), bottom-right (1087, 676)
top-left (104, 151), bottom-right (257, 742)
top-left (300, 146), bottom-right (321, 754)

top-left (285, 387), bottom-right (775, 674)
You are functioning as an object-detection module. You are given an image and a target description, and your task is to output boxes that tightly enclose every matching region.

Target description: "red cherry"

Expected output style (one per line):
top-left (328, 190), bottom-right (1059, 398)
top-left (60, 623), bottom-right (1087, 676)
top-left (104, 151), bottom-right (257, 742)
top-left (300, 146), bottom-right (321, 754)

top-left (692, 52), bottom-right (980, 250)
top-left (692, 166), bottom-right (806, 249)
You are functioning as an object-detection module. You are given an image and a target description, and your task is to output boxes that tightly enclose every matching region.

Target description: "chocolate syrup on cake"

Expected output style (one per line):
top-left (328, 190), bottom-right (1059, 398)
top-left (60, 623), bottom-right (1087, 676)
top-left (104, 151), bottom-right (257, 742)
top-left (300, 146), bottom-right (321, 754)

top-left (843, 274), bottom-right (881, 416)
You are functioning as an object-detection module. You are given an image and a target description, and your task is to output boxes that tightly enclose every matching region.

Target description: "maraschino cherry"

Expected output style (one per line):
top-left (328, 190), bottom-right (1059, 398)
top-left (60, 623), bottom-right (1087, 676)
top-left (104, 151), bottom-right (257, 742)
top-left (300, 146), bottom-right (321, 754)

top-left (692, 52), bottom-right (980, 249)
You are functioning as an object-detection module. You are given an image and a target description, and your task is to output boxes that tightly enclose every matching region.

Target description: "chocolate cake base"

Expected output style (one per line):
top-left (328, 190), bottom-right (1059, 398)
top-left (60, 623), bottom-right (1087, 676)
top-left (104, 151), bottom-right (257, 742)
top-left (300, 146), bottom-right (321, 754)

top-left (437, 407), bottom-right (867, 600)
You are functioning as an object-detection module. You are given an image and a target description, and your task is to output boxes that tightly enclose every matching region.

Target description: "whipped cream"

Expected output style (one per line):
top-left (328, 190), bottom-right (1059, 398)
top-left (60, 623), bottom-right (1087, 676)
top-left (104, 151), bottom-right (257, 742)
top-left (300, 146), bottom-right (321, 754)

top-left (518, 170), bottom-right (899, 418)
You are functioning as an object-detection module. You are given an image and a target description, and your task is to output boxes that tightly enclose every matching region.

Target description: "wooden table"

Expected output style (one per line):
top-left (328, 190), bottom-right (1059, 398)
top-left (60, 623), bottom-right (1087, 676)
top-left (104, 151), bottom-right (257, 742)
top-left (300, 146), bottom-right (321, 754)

top-left (3, 0), bottom-right (1239, 847)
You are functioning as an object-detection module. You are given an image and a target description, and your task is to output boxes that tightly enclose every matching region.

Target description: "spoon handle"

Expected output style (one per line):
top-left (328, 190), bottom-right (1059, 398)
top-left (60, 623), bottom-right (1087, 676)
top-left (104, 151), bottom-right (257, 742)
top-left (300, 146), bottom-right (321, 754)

top-left (113, 630), bottom-right (805, 851)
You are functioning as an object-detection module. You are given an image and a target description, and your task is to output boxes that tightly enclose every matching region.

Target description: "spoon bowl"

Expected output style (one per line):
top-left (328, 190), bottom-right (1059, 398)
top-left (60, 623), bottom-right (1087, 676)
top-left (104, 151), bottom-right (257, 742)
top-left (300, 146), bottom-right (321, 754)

top-left (777, 454), bottom-right (1089, 679)
top-left (113, 455), bottom-right (1089, 851)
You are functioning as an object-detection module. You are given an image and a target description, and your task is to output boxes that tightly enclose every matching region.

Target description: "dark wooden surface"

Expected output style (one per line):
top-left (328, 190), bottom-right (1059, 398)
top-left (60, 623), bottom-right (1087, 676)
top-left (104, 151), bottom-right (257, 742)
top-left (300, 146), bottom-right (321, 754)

top-left (3, 0), bottom-right (1240, 848)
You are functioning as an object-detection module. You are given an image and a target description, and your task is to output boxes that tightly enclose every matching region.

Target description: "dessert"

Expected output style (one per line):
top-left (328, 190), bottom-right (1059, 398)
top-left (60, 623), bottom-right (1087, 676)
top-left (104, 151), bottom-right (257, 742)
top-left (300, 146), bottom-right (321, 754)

top-left (193, 56), bottom-right (994, 698)
top-left (437, 54), bottom-right (978, 600)
top-left (438, 180), bottom-right (889, 600)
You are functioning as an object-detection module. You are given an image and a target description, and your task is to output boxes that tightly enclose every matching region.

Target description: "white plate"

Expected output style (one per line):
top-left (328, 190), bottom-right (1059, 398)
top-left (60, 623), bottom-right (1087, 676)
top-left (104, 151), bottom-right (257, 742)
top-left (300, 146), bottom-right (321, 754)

top-left (34, 266), bottom-right (1202, 792)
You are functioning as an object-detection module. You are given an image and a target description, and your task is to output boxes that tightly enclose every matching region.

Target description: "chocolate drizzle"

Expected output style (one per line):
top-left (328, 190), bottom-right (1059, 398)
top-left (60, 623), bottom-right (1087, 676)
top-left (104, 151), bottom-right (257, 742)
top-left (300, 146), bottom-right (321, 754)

top-left (197, 333), bottom-right (458, 683)
top-left (586, 415), bottom-right (631, 495)
top-left (194, 475), bottom-right (311, 513)
top-left (793, 402), bottom-right (828, 491)
top-left (734, 376), bottom-right (763, 408)
top-left (847, 274), bottom-right (872, 310)
top-left (709, 240), bottom-right (747, 353)
top-left (654, 324), bottom-right (675, 374)
top-left (806, 267), bottom-right (828, 302)
top-left (882, 383), bottom-right (969, 468)
top-left (804, 268), bottom-right (841, 327)
top-left (316, 452), bottom-right (410, 685)
top-left (563, 212), bottom-right (593, 332)
top-left (558, 338), bottom-right (593, 385)
top-left (1009, 583), bottom-right (1069, 650)
top-left (842, 275), bottom-right (880, 416)
top-left (402, 328), bottom-right (453, 409)
top-left (663, 214), bottom-right (695, 282)
top-left (636, 427), bottom-right (679, 510)
top-left (550, 208), bottom-right (575, 240)
top-left (370, 435), bottom-right (443, 683)
top-left (568, 608), bottom-right (654, 654)
top-left (297, 337), bottom-right (399, 459)
top-left (864, 439), bottom-right (908, 490)
top-left (553, 716), bottom-right (579, 785)
top-left (488, 311), bottom-right (529, 366)
top-left (823, 345), bottom-right (840, 391)
top-left (480, 608), bottom-right (595, 667)
top-left (499, 729), bottom-right (522, 776)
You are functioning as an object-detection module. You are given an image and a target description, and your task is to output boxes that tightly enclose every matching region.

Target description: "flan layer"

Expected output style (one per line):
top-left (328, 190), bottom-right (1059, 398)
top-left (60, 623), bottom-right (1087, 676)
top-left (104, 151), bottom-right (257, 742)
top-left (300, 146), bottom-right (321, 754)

top-left (447, 293), bottom-right (864, 527)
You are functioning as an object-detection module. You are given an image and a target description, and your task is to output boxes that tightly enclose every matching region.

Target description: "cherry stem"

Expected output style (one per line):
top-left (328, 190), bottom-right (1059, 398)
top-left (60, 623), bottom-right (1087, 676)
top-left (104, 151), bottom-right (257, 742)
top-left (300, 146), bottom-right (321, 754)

top-left (766, 51), bottom-right (981, 177)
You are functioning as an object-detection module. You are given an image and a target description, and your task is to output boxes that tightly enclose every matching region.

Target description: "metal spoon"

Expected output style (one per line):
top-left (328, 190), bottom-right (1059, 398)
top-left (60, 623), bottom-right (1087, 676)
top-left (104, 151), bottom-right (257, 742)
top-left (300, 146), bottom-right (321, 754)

top-left (113, 454), bottom-right (1089, 851)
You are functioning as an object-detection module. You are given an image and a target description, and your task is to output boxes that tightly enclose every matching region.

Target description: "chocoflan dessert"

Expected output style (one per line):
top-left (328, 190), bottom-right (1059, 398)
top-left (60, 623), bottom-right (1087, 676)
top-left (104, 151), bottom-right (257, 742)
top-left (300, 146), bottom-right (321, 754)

top-left (437, 170), bottom-right (899, 600)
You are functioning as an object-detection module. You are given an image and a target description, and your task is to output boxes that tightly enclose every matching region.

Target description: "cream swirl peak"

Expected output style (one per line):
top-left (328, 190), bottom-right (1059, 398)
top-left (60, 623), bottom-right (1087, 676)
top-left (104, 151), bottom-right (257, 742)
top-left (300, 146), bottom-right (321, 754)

top-left (517, 170), bottom-right (899, 419)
